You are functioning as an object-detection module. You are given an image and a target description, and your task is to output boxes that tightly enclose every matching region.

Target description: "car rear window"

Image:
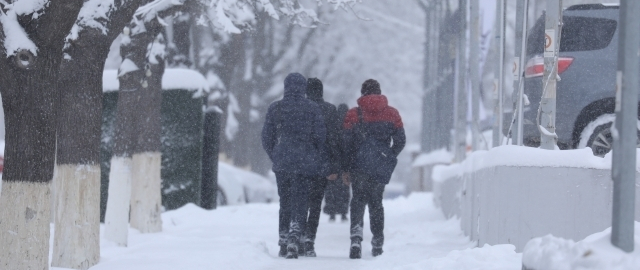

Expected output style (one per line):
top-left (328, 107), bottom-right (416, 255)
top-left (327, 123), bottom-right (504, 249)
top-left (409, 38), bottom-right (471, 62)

top-left (527, 15), bottom-right (617, 55)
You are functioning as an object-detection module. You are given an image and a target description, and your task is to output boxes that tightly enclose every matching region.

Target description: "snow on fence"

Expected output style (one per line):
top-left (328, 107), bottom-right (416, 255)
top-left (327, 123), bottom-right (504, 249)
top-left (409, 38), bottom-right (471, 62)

top-left (433, 146), bottom-right (640, 251)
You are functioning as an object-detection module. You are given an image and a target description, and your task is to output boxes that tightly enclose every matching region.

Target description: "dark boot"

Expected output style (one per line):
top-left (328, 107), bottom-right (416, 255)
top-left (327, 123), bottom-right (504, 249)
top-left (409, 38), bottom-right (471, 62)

top-left (285, 243), bottom-right (298, 259)
top-left (341, 214), bottom-right (348, 222)
top-left (304, 241), bottom-right (317, 257)
top-left (278, 245), bottom-right (287, 257)
top-left (349, 239), bottom-right (362, 259)
top-left (372, 247), bottom-right (383, 257)
top-left (329, 214), bottom-right (336, 222)
top-left (372, 235), bottom-right (384, 257)
top-left (297, 239), bottom-right (306, 257)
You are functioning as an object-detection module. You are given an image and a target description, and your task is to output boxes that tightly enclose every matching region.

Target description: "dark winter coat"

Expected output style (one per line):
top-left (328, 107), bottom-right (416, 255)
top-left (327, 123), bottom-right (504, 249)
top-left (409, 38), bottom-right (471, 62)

top-left (307, 78), bottom-right (341, 175)
top-left (262, 73), bottom-right (330, 177)
top-left (343, 94), bottom-right (406, 184)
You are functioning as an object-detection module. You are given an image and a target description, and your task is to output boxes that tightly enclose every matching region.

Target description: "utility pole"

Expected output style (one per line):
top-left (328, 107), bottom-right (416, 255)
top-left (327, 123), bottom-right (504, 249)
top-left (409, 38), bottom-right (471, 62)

top-left (611, 0), bottom-right (639, 253)
top-left (540, 0), bottom-right (562, 150)
top-left (420, 0), bottom-right (432, 153)
top-left (493, 0), bottom-right (506, 148)
top-left (454, 0), bottom-right (467, 162)
top-left (469, 0), bottom-right (480, 151)
top-left (512, 0), bottom-right (529, 146)
top-left (429, 1), bottom-right (441, 151)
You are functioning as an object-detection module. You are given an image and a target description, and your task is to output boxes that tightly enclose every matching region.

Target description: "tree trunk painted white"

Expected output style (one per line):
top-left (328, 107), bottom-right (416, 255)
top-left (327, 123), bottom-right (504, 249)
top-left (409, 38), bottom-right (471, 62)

top-left (130, 152), bottom-right (163, 233)
top-left (0, 181), bottom-right (51, 270)
top-left (51, 164), bottom-right (100, 270)
top-left (104, 156), bottom-right (132, 246)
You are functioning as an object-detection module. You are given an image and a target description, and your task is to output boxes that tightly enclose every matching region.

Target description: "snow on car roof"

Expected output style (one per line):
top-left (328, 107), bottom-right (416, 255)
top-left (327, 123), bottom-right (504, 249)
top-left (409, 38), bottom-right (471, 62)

top-left (103, 69), bottom-right (210, 97)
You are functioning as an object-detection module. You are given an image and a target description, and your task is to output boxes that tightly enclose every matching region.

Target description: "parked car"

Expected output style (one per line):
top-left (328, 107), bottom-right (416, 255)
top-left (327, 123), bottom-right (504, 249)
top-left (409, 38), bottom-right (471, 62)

top-left (511, 4), bottom-right (629, 157)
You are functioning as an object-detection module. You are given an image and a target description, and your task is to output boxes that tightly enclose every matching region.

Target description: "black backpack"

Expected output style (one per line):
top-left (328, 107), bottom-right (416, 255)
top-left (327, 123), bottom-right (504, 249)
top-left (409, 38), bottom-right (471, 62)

top-left (354, 107), bottom-right (398, 185)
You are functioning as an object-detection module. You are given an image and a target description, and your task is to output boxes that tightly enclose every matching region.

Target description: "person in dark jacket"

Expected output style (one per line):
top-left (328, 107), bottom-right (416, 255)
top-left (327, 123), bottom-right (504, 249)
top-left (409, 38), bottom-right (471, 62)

top-left (301, 78), bottom-right (341, 257)
top-left (261, 73), bottom-right (335, 259)
top-left (342, 79), bottom-right (406, 259)
top-left (323, 103), bottom-right (351, 222)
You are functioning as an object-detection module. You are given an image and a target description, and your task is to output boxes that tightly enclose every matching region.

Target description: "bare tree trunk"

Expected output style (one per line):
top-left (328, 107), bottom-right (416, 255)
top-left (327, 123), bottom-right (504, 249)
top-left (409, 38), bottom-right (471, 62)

top-left (105, 10), bottom-right (172, 244)
top-left (52, 1), bottom-right (143, 266)
top-left (130, 36), bottom-right (164, 233)
top-left (0, 2), bottom-right (84, 269)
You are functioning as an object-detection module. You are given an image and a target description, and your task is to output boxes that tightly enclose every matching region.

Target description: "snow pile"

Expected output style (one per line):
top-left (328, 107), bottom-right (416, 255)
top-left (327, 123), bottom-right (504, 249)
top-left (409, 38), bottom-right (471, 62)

top-left (432, 145), bottom-right (640, 183)
top-left (522, 222), bottom-right (640, 270)
top-left (103, 69), bottom-right (209, 95)
top-left (396, 244), bottom-right (521, 270)
top-left (218, 162), bottom-right (277, 203)
top-left (412, 148), bottom-right (453, 167)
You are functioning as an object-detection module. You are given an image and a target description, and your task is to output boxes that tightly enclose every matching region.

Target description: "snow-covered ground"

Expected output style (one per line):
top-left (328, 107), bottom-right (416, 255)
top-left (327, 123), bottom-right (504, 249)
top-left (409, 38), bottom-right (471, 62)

top-left (50, 193), bottom-right (521, 270)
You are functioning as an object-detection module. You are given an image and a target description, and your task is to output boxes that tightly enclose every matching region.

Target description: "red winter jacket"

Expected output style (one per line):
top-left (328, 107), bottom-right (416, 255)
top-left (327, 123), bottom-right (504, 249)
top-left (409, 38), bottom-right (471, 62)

top-left (342, 95), bottom-right (406, 173)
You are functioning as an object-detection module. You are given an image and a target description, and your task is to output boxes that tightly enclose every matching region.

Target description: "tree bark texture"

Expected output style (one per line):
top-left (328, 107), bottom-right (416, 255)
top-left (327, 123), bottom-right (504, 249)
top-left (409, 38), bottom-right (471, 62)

top-left (53, 1), bottom-right (146, 267)
top-left (0, 182), bottom-right (51, 270)
top-left (0, 1), bottom-right (84, 269)
top-left (51, 165), bottom-right (100, 269)
top-left (130, 152), bottom-right (162, 232)
top-left (106, 17), bottom-right (167, 239)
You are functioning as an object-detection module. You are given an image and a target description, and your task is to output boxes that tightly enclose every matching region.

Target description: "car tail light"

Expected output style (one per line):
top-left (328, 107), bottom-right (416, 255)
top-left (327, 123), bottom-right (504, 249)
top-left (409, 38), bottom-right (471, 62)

top-left (524, 56), bottom-right (574, 78)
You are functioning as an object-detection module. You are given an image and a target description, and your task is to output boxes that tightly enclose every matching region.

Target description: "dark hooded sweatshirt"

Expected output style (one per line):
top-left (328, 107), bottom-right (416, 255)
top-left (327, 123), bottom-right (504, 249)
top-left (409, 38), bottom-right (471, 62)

top-left (307, 78), bottom-right (341, 175)
top-left (261, 73), bottom-right (330, 176)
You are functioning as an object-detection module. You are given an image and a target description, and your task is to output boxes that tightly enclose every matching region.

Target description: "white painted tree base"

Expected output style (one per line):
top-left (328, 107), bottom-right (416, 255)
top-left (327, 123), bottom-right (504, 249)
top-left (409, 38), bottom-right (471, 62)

top-left (130, 152), bottom-right (163, 233)
top-left (104, 156), bottom-right (132, 247)
top-left (0, 181), bottom-right (51, 270)
top-left (51, 164), bottom-right (100, 270)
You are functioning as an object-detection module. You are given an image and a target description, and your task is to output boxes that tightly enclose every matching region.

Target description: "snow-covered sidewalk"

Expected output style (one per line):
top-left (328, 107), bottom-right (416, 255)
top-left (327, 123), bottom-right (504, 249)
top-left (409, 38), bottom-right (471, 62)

top-left (52, 193), bottom-right (521, 270)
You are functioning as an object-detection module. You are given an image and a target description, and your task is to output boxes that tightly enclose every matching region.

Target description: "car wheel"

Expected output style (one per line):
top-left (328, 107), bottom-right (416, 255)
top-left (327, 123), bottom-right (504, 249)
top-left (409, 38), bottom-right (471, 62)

top-left (217, 188), bottom-right (227, 206)
top-left (578, 114), bottom-right (640, 157)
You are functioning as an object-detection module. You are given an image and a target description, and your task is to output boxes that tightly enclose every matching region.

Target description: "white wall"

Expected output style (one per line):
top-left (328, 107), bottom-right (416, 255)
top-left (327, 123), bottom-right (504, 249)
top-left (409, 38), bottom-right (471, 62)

top-left (434, 165), bottom-right (640, 252)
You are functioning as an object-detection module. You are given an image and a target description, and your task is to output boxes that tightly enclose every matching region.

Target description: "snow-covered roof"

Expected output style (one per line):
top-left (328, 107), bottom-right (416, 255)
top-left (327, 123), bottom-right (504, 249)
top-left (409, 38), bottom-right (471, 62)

top-left (103, 69), bottom-right (210, 97)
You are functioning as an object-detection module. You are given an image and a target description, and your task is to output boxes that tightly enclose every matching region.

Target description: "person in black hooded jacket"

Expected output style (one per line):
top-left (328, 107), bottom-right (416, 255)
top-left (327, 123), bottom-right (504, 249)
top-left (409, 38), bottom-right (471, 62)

top-left (262, 73), bottom-right (336, 259)
top-left (301, 78), bottom-right (341, 257)
top-left (323, 103), bottom-right (351, 222)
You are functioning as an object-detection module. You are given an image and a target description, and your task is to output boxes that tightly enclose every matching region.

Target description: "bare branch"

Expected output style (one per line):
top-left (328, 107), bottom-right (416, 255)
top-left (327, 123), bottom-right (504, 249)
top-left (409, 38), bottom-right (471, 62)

top-left (416, 0), bottom-right (429, 12)
top-left (348, 2), bottom-right (372, 21)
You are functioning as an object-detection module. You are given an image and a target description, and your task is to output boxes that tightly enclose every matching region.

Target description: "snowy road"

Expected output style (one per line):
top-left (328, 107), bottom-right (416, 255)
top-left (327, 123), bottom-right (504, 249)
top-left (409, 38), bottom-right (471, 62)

top-left (52, 193), bottom-right (521, 270)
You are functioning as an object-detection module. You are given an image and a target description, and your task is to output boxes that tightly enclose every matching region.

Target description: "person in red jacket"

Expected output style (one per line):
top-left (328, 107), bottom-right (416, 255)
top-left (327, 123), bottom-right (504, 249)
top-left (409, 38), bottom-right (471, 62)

top-left (342, 79), bottom-right (406, 259)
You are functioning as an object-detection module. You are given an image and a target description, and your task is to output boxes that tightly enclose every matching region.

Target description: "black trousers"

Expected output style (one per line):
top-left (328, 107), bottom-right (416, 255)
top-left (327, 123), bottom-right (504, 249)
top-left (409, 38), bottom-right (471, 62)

top-left (350, 173), bottom-right (385, 248)
top-left (304, 177), bottom-right (328, 243)
top-left (276, 172), bottom-right (311, 246)
top-left (324, 174), bottom-right (350, 216)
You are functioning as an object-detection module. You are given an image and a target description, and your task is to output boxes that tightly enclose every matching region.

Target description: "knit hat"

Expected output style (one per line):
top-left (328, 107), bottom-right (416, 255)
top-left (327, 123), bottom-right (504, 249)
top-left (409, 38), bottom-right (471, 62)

top-left (361, 79), bottom-right (381, 96)
top-left (307, 78), bottom-right (323, 100)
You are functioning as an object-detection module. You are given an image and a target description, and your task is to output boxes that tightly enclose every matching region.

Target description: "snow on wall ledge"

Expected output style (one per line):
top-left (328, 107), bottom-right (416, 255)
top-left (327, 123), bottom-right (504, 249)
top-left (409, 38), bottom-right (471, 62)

top-left (103, 69), bottom-right (209, 97)
top-left (432, 145), bottom-right (638, 183)
top-left (432, 145), bottom-right (640, 252)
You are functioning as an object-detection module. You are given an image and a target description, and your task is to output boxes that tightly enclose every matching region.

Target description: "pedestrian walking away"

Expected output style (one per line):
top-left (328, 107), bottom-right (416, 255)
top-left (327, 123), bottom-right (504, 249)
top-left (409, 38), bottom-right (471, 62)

top-left (302, 78), bottom-right (341, 257)
top-left (324, 103), bottom-right (351, 222)
top-left (261, 73), bottom-right (333, 259)
top-left (342, 79), bottom-right (406, 259)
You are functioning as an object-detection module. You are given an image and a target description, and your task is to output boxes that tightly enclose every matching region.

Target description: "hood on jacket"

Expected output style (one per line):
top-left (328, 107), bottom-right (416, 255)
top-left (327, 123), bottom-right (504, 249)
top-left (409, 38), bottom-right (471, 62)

top-left (307, 78), bottom-right (323, 101)
top-left (284, 73), bottom-right (307, 98)
top-left (357, 94), bottom-right (388, 114)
